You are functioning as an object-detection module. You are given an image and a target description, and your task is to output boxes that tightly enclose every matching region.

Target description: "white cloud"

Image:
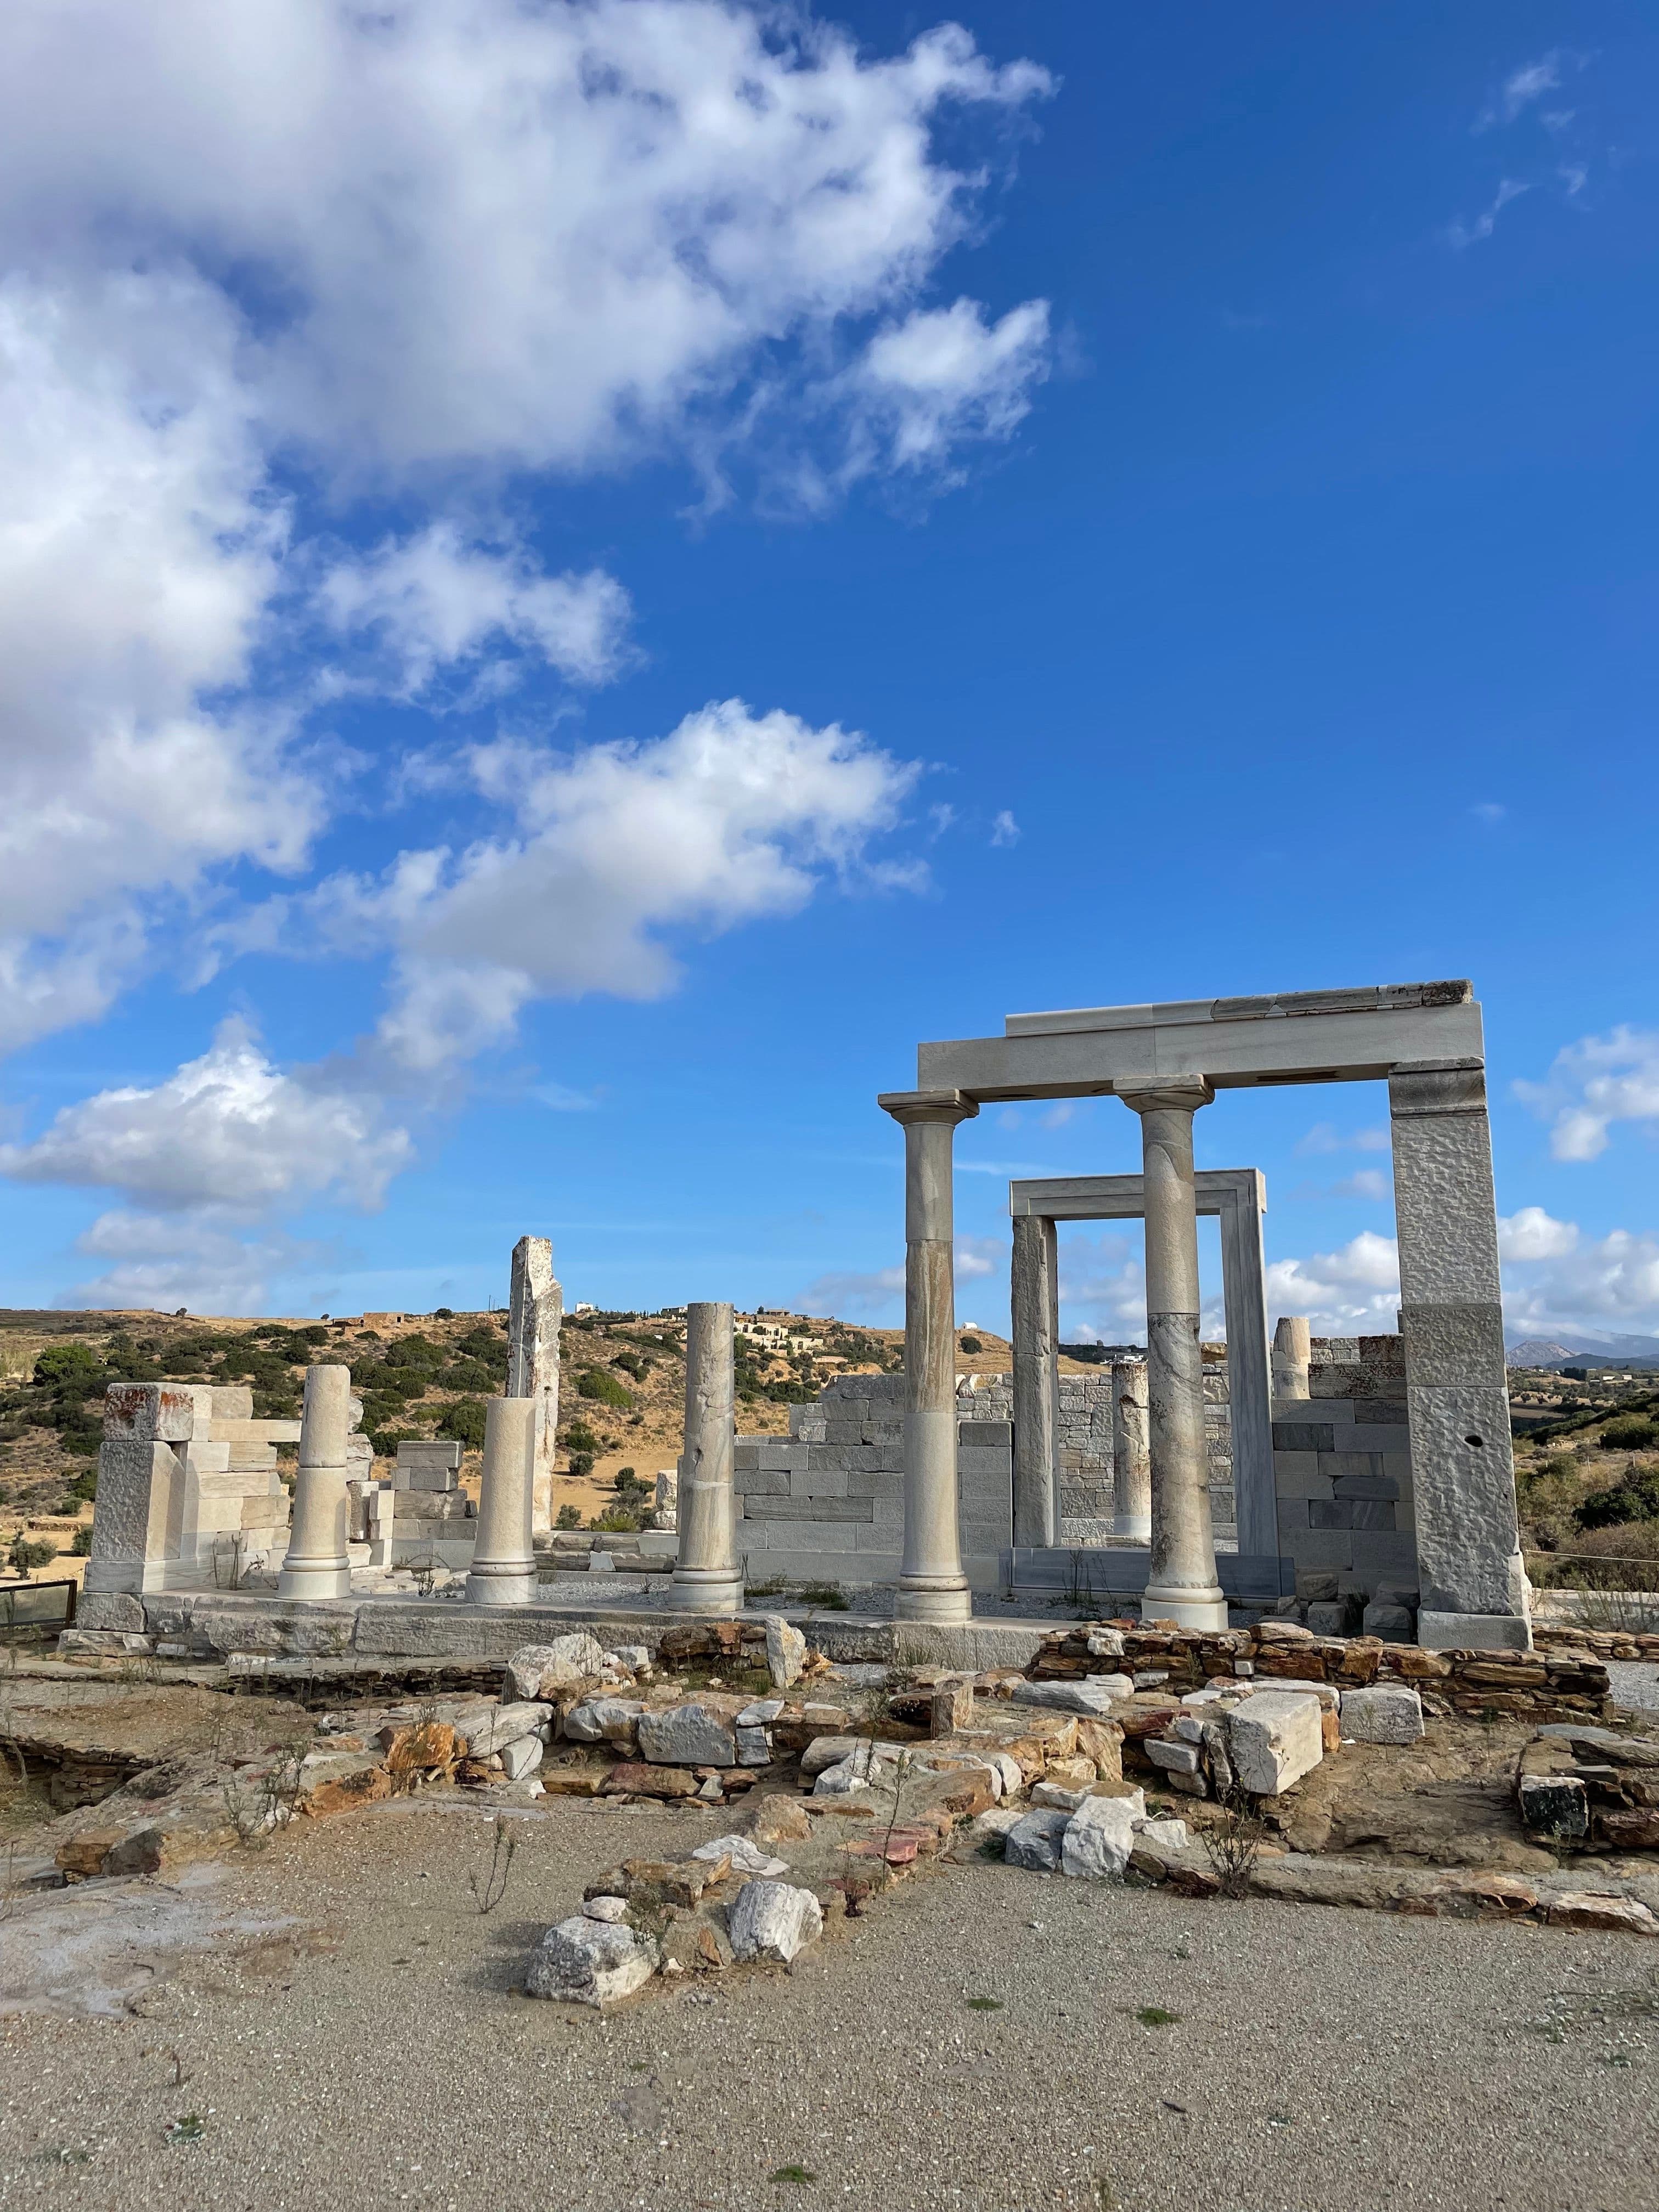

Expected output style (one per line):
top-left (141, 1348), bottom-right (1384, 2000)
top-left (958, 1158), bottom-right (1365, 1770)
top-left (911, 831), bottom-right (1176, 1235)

top-left (1498, 1206), bottom-right (1578, 1262)
top-left (60, 1209), bottom-right (328, 1317)
top-left (0, 1018), bottom-right (412, 1212)
top-left (318, 527), bottom-right (634, 695)
top-left (1333, 1169), bottom-right (1389, 1201)
top-left (1476, 54), bottom-right (1563, 131)
top-left (1265, 1232), bottom-right (1401, 1334)
top-left (1295, 1122), bottom-right (1390, 1157)
top-left (844, 298), bottom-right (1050, 477)
top-left (314, 698), bottom-right (922, 1073)
top-left (1446, 177), bottom-right (1531, 250)
top-left (1515, 1025), bottom-right (1659, 1161)
top-left (0, 1), bottom-right (1053, 1054)
top-left (795, 1263), bottom-right (905, 1319)
top-left (1501, 1223), bottom-right (1659, 1336)
top-left (990, 809), bottom-right (1020, 847)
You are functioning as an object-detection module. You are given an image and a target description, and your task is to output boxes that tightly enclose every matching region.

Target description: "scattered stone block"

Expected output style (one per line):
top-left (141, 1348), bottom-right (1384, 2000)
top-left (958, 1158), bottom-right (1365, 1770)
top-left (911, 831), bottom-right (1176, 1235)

top-left (526, 1915), bottom-right (657, 2007)
top-left (1518, 1774), bottom-right (1589, 1844)
top-left (750, 1795), bottom-right (813, 1846)
top-left (1144, 1739), bottom-right (1201, 1776)
top-left (1060, 1794), bottom-right (1137, 1880)
top-left (691, 1833), bottom-right (786, 1877)
top-left (1361, 1598), bottom-right (1414, 1644)
top-left (736, 1725), bottom-right (772, 1766)
top-left (563, 1697), bottom-right (644, 1746)
top-left (1545, 1892), bottom-right (1658, 1936)
top-left (583, 1895), bottom-right (629, 1923)
top-left (931, 1680), bottom-right (975, 1736)
top-left (603, 1762), bottom-right (699, 1800)
top-left (1008, 1680), bottom-right (1127, 1717)
top-left (500, 1736), bottom-right (544, 1781)
top-left (1003, 1808), bottom-right (1070, 1871)
top-left (1133, 1817), bottom-right (1189, 1850)
top-left (1032, 1782), bottom-right (1087, 1811)
top-left (1339, 1684), bottom-right (1424, 1745)
top-left (505, 1635), bottom-right (607, 1700)
top-left (736, 1698), bottom-right (786, 1726)
top-left (728, 1880), bottom-right (823, 1963)
top-left (636, 1704), bottom-right (738, 1768)
top-left (380, 1720), bottom-right (458, 1774)
top-left (764, 1615), bottom-right (808, 1689)
top-left (1226, 1692), bottom-right (1324, 1796)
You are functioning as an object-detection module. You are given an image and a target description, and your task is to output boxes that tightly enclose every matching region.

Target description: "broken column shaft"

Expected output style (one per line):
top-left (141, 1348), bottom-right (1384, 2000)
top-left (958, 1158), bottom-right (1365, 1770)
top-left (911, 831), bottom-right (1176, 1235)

top-left (467, 1397), bottom-right (539, 1605)
top-left (671, 1302), bottom-right (744, 1615)
top-left (278, 1364), bottom-right (353, 1600)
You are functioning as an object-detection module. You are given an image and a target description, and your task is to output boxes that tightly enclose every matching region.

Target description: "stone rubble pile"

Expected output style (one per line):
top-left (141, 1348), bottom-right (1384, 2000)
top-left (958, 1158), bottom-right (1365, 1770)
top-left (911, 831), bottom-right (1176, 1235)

top-left (1517, 1722), bottom-right (1659, 1853)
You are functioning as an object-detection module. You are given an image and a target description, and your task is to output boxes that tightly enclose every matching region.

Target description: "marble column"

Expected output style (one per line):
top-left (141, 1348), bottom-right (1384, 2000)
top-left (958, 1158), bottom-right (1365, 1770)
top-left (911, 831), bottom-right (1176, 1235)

top-left (878, 1088), bottom-right (979, 1624)
top-left (507, 1235), bottom-right (563, 1538)
top-left (467, 1397), bottom-right (539, 1605)
top-left (1390, 1059), bottom-right (1531, 1651)
top-left (671, 1301), bottom-right (744, 1615)
top-left (1119, 1082), bottom-right (1227, 1629)
top-left (1010, 1212), bottom-right (1060, 1547)
top-left (1111, 1358), bottom-right (1151, 1543)
top-left (1272, 1314), bottom-right (1311, 1401)
top-left (278, 1364), bottom-right (353, 1600)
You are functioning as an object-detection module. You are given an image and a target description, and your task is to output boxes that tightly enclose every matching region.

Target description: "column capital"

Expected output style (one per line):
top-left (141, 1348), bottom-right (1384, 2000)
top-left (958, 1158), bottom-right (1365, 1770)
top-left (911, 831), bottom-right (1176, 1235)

top-left (1115, 1077), bottom-right (1215, 1116)
top-left (878, 1087), bottom-right (980, 1128)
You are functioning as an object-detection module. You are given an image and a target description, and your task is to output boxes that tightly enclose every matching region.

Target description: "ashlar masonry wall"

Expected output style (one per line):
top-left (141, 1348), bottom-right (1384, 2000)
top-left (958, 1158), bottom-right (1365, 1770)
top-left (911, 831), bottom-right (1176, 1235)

top-left (1272, 1334), bottom-right (1418, 1601)
top-left (733, 1374), bottom-right (1012, 1590)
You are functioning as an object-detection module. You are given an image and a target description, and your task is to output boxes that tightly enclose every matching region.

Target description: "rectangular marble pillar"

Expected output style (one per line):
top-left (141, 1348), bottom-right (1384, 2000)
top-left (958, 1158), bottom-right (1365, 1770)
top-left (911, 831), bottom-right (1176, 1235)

top-left (507, 1235), bottom-right (563, 1538)
top-left (1390, 1059), bottom-right (1530, 1650)
top-left (1217, 1175), bottom-right (1276, 1558)
top-left (1010, 1212), bottom-right (1060, 1547)
top-left (82, 1384), bottom-right (195, 1599)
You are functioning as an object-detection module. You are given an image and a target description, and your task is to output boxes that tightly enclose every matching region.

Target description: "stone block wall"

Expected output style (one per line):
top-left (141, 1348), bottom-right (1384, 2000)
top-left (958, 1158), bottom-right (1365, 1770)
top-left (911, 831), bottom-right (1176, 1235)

top-left (1273, 1334), bottom-right (1417, 1602)
top-left (733, 1374), bottom-right (1012, 1589)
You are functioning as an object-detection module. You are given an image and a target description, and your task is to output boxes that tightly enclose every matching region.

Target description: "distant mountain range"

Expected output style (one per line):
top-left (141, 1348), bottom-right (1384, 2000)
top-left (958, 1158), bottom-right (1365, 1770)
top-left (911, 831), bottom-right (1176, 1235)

top-left (1507, 1331), bottom-right (1659, 1369)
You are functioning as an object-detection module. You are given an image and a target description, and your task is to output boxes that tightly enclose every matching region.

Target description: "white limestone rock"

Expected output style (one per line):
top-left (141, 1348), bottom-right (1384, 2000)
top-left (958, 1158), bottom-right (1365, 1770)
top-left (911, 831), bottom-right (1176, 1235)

top-left (505, 1635), bottom-right (606, 1701)
top-left (736, 1698), bottom-right (786, 1726)
top-left (736, 1725), bottom-right (772, 1766)
top-left (1226, 1691), bottom-right (1324, 1796)
top-left (1008, 1680), bottom-right (1130, 1717)
top-left (764, 1615), bottom-right (808, 1689)
top-left (1086, 1629), bottom-right (1126, 1658)
top-left (582, 1894), bottom-right (629, 1923)
top-left (989, 1753), bottom-right (1024, 1799)
top-left (499, 1735), bottom-right (544, 1780)
top-left (563, 1697), bottom-right (645, 1746)
top-left (525, 1915), bottom-right (657, 2008)
top-left (1060, 1793), bottom-right (1138, 1881)
top-left (1339, 1683), bottom-right (1424, 1744)
top-left (1003, 1808), bottom-right (1071, 1871)
top-left (636, 1703), bottom-right (737, 1767)
top-left (691, 1834), bottom-right (788, 1877)
top-left (1032, 1781), bottom-right (1088, 1812)
top-left (728, 1880), bottom-right (823, 1965)
top-left (1133, 1816), bottom-right (1189, 1850)
top-left (974, 1805), bottom-right (1027, 1839)
top-left (458, 1701), bottom-right (553, 1757)
top-left (611, 1644), bottom-right (653, 1674)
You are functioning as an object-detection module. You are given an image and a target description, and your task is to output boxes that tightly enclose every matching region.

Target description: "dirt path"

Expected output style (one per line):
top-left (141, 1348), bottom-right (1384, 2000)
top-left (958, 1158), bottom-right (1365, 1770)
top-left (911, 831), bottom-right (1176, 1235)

top-left (0, 1793), bottom-right (1654, 2211)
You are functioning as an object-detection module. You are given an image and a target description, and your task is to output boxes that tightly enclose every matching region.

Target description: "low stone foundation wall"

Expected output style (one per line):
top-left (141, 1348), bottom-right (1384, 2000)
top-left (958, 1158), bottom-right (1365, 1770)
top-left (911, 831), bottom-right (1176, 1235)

top-left (1027, 1621), bottom-right (1613, 1725)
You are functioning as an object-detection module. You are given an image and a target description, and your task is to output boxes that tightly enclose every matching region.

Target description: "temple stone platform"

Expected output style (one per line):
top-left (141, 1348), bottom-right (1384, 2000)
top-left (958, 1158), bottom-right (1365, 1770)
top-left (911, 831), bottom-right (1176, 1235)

top-left (86, 1587), bottom-right (1057, 1674)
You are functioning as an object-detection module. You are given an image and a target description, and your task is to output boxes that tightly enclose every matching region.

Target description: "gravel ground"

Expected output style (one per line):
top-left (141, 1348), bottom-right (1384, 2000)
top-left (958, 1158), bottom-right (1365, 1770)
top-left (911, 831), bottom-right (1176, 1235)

top-left (1, 1796), bottom-right (1656, 2212)
top-left (1606, 1661), bottom-right (1659, 1715)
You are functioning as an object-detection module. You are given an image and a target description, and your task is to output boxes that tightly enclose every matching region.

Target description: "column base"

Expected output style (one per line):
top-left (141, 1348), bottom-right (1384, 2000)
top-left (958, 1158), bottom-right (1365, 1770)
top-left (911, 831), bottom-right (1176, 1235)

top-left (896, 1577), bottom-right (973, 1624)
top-left (1418, 1609), bottom-right (1532, 1653)
top-left (1140, 1582), bottom-right (1227, 1631)
top-left (466, 1567), bottom-right (539, 1606)
top-left (276, 1560), bottom-right (352, 1600)
top-left (670, 1568), bottom-right (746, 1616)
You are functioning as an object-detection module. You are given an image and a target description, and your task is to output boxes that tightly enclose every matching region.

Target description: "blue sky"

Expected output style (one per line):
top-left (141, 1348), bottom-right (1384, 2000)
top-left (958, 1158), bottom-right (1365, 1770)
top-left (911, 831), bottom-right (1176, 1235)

top-left (1, 1), bottom-right (1656, 1345)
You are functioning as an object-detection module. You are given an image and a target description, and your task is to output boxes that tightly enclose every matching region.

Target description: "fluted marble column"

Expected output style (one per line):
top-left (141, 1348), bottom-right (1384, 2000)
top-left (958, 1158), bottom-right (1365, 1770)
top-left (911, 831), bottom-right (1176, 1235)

top-left (1119, 1082), bottom-right (1227, 1629)
top-left (278, 1365), bottom-right (353, 1600)
top-left (467, 1397), bottom-right (539, 1605)
top-left (671, 1302), bottom-right (744, 1615)
top-left (878, 1088), bottom-right (979, 1624)
top-left (1111, 1357), bottom-right (1151, 1543)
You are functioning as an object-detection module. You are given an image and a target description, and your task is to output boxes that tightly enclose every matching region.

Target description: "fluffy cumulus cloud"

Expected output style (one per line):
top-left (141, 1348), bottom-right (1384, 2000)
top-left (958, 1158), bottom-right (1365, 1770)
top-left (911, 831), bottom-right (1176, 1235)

top-left (0, 1019), bottom-right (412, 1214)
top-left (62, 1211), bottom-right (331, 1318)
top-left (1515, 1026), bottom-right (1659, 1161)
top-left (324, 699), bottom-right (921, 1071)
top-left (1495, 1207), bottom-right (1659, 1337)
top-left (1264, 1232), bottom-right (1402, 1335)
top-left (0, 0), bottom-right (1052, 1057)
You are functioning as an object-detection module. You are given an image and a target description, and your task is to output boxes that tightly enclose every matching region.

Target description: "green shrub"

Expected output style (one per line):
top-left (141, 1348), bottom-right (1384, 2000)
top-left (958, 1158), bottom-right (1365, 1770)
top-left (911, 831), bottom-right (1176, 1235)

top-left (1578, 1466), bottom-right (1659, 1531)
top-left (433, 1307), bottom-right (454, 1320)
top-left (436, 1397), bottom-right (488, 1452)
top-left (455, 1327), bottom-right (506, 1363)
top-left (384, 1334), bottom-right (442, 1370)
top-left (555, 1503), bottom-right (584, 1531)
top-left (442, 1358), bottom-right (497, 1392)
top-left (8, 1534), bottom-right (58, 1573)
top-left (33, 1343), bottom-right (99, 1387)
top-left (70, 1526), bottom-right (93, 1556)
top-left (611, 1351), bottom-right (648, 1381)
top-left (66, 1467), bottom-right (98, 1504)
top-left (568, 1449), bottom-right (595, 1479)
top-left (960, 1335), bottom-right (983, 1354)
top-left (563, 1421), bottom-right (601, 1453)
top-left (578, 1368), bottom-right (634, 1410)
top-left (1600, 1415), bottom-right (1659, 1452)
top-left (590, 1509), bottom-right (639, 1534)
